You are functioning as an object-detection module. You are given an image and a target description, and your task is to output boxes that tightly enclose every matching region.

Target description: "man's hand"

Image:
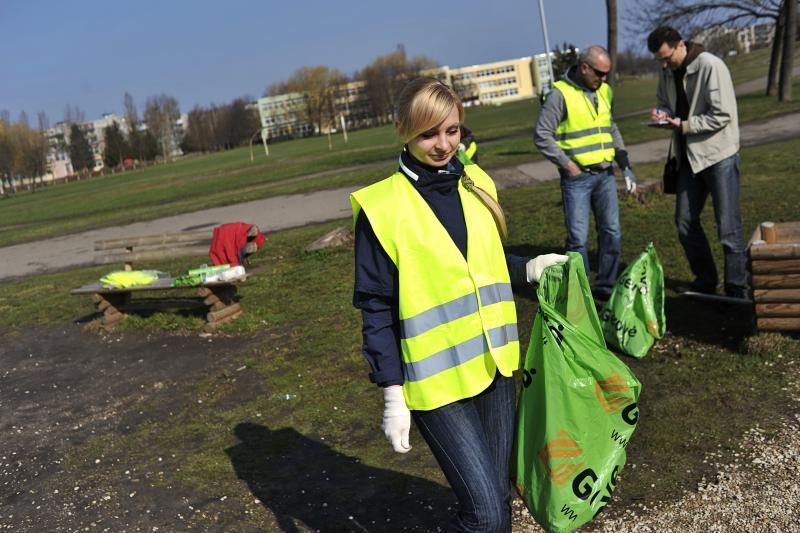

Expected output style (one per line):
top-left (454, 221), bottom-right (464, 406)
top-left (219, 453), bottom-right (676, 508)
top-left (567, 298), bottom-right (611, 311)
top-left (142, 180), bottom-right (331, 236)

top-left (663, 116), bottom-right (682, 130)
top-left (564, 160), bottom-right (583, 177)
top-left (650, 107), bottom-right (667, 123)
top-left (623, 167), bottom-right (638, 194)
top-left (526, 253), bottom-right (570, 283)
top-left (650, 108), bottom-right (681, 130)
top-left (382, 385), bottom-right (411, 453)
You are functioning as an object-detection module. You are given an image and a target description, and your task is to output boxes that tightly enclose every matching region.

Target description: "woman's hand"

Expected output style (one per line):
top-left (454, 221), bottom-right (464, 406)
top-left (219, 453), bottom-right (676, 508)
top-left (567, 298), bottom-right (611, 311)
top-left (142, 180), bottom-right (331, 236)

top-left (526, 254), bottom-right (570, 283)
top-left (382, 385), bottom-right (412, 453)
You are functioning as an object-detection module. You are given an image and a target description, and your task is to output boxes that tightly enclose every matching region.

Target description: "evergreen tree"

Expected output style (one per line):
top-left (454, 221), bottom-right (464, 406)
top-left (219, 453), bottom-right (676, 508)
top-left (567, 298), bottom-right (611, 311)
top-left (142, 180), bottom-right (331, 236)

top-left (103, 122), bottom-right (129, 168)
top-left (68, 124), bottom-right (93, 173)
top-left (552, 43), bottom-right (580, 80)
top-left (138, 129), bottom-right (160, 161)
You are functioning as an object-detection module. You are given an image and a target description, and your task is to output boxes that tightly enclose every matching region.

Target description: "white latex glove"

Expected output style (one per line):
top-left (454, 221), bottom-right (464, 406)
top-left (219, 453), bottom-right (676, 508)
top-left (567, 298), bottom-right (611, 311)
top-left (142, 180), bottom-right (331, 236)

top-left (623, 167), bottom-right (638, 194)
top-left (382, 385), bottom-right (411, 453)
top-left (526, 253), bottom-right (569, 283)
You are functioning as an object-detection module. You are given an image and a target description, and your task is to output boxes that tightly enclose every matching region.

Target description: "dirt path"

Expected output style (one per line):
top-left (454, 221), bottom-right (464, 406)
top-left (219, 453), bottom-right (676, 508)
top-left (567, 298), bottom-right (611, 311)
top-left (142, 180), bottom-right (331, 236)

top-left (1, 112), bottom-right (798, 282)
top-left (0, 325), bottom-right (264, 531)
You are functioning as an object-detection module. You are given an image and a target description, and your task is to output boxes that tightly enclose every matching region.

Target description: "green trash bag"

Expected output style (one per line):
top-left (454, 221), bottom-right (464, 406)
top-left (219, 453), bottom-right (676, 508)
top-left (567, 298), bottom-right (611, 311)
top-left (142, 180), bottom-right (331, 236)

top-left (513, 252), bottom-right (641, 533)
top-left (600, 242), bottom-right (666, 358)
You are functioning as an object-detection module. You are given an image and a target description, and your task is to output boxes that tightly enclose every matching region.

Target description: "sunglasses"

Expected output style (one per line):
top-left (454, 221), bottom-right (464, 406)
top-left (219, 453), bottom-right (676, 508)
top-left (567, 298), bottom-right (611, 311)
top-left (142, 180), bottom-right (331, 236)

top-left (586, 64), bottom-right (609, 78)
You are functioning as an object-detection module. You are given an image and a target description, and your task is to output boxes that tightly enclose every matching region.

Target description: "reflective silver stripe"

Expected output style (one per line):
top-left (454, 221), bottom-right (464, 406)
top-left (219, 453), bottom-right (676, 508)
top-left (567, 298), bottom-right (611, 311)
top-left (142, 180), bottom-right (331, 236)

top-left (556, 126), bottom-right (612, 141)
top-left (478, 282), bottom-right (513, 307)
top-left (403, 323), bottom-right (518, 382)
top-left (402, 293), bottom-right (478, 339)
top-left (488, 322), bottom-right (519, 348)
top-left (562, 142), bottom-right (612, 157)
top-left (401, 283), bottom-right (513, 339)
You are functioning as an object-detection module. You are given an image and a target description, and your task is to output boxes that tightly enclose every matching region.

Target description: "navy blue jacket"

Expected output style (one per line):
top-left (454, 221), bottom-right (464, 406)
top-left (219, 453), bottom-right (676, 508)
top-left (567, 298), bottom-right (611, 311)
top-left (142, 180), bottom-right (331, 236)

top-left (353, 150), bottom-right (529, 387)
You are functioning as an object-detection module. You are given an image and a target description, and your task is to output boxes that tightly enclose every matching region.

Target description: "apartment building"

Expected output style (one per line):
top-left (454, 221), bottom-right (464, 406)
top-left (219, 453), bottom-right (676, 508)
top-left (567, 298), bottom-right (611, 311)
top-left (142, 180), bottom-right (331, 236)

top-left (256, 92), bottom-right (314, 140)
top-left (428, 56), bottom-right (539, 107)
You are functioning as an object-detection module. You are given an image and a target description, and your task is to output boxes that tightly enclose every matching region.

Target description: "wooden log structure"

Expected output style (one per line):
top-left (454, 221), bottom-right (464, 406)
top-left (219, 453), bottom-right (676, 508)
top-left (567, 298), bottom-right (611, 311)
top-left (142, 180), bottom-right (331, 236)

top-left (71, 278), bottom-right (245, 332)
top-left (748, 221), bottom-right (800, 332)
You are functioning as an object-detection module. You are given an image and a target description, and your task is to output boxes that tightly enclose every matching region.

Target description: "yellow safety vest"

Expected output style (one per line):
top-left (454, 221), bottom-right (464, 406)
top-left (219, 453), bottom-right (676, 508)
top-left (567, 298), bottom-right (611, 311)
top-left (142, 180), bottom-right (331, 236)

top-left (554, 80), bottom-right (615, 167)
top-left (351, 163), bottom-right (520, 411)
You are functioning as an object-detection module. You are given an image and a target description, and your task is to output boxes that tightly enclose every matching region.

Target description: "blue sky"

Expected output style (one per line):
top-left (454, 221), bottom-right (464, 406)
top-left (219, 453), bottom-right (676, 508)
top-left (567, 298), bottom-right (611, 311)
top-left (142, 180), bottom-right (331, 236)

top-left (1, 0), bottom-right (641, 123)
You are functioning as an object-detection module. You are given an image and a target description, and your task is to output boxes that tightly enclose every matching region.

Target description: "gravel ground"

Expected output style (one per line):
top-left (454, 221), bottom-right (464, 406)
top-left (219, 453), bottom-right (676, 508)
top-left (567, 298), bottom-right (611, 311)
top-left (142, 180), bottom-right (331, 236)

top-left (510, 376), bottom-right (800, 532)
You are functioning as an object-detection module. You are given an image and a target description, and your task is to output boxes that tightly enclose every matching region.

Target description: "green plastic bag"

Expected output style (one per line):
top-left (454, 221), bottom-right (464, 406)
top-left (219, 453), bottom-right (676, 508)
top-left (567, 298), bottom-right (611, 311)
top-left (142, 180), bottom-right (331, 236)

top-left (600, 243), bottom-right (666, 358)
top-left (514, 253), bottom-right (641, 533)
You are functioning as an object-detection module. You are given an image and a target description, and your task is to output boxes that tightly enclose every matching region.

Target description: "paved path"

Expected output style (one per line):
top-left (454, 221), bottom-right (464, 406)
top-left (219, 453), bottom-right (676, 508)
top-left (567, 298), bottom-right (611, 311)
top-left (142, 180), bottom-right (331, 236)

top-left (1, 110), bottom-right (798, 281)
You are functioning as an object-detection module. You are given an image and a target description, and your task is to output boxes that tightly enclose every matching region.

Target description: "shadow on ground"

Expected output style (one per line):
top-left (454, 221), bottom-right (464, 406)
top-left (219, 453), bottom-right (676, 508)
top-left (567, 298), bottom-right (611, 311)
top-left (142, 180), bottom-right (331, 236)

top-left (227, 423), bottom-right (453, 532)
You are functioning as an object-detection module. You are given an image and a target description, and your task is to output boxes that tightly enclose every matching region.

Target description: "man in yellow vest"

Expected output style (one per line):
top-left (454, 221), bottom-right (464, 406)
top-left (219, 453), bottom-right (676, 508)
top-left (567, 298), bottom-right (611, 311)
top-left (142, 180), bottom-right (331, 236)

top-left (534, 45), bottom-right (637, 300)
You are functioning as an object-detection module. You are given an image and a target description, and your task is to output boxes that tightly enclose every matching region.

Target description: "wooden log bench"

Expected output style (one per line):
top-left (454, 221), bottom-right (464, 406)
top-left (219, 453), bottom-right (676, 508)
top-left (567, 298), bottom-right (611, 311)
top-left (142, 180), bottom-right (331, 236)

top-left (71, 276), bottom-right (245, 333)
top-left (748, 221), bottom-right (800, 332)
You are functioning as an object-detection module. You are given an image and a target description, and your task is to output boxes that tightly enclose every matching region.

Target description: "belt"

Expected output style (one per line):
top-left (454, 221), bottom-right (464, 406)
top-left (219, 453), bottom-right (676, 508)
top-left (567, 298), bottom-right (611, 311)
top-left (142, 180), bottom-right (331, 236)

top-left (581, 163), bottom-right (612, 173)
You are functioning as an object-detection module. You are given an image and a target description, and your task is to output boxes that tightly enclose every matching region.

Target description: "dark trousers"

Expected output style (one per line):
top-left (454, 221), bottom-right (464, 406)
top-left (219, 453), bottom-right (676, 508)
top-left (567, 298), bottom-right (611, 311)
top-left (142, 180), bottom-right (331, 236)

top-left (412, 373), bottom-right (516, 533)
top-left (675, 153), bottom-right (747, 293)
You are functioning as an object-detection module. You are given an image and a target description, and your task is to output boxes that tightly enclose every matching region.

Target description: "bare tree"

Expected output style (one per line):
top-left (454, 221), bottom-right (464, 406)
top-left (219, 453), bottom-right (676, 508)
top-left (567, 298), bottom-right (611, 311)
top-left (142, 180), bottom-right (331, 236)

top-left (606, 0), bottom-right (618, 85)
top-left (357, 50), bottom-right (437, 124)
top-left (267, 66), bottom-right (348, 133)
top-left (124, 92), bottom-right (138, 130)
top-left (627, 0), bottom-right (786, 90)
top-left (779, 0), bottom-right (797, 100)
top-left (37, 111), bottom-right (49, 132)
top-left (144, 94), bottom-right (180, 160)
top-left (63, 104), bottom-right (85, 125)
top-left (766, 6), bottom-right (786, 95)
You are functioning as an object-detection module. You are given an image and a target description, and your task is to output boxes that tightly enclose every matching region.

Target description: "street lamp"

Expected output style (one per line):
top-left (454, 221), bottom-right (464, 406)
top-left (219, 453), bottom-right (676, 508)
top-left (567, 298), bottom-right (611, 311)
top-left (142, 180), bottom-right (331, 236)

top-left (537, 0), bottom-right (555, 95)
top-left (249, 127), bottom-right (270, 162)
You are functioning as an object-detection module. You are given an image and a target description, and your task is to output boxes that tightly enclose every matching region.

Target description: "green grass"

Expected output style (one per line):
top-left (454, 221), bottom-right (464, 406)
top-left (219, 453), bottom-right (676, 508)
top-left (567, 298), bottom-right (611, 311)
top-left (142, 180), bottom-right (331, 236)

top-left (1, 139), bottom-right (799, 529)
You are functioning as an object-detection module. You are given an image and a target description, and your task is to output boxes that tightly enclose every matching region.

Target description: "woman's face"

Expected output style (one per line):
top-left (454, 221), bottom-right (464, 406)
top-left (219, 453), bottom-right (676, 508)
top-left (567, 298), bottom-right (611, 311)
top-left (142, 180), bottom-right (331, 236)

top-left (407, 106), bottom-right (461, 168)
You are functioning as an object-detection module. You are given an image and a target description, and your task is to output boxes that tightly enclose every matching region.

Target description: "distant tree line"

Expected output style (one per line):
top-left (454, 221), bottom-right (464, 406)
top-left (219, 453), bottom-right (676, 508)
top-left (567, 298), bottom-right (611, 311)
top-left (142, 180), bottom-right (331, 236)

top-left (181, 98), bottom-right (260, 153)
top-left (263, 47), bottom-right (437, 137)
top-left (0, 114), bottom-right (48, 194)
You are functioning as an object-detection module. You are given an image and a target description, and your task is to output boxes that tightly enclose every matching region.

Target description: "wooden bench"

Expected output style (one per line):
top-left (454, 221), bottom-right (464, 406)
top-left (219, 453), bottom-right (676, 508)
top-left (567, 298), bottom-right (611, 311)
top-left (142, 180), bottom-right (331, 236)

top-left (94, 230), bottom-right (214, 269)
top-left (71, 277), bottom-right (245, 333)
top-left (748, 221), bottom-right (800, 332)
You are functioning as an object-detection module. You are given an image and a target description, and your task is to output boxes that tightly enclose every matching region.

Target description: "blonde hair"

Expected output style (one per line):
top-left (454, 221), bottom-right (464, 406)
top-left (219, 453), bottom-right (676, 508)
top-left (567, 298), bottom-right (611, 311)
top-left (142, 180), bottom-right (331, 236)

top-left (395, 77), bottom-right (508, 241)
top-left (395, 78), bottom-right (464, 142)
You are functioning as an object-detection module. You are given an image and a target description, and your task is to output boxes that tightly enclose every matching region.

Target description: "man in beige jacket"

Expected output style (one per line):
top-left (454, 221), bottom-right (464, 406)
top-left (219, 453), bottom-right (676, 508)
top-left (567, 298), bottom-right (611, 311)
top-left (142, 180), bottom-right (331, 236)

top-left (647, 25), bottom-right (747, 299)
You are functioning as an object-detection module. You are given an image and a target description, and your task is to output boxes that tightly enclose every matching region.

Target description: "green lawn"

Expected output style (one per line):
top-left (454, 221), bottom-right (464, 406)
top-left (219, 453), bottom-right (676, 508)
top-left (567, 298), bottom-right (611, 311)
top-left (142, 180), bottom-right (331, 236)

top-left (1, 138), bottom-right (797, 529)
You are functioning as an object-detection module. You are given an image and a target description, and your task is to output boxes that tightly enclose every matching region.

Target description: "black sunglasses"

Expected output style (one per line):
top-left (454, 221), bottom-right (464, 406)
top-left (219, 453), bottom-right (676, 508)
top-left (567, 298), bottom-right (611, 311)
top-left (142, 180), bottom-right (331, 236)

top-left (586, 64), bottom-right (609, 78)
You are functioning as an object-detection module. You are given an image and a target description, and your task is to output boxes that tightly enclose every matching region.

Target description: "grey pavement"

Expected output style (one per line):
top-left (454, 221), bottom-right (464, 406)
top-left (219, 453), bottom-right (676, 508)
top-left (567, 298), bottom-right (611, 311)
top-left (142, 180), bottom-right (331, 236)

top-left (1, 111), bottom-right (798, 281)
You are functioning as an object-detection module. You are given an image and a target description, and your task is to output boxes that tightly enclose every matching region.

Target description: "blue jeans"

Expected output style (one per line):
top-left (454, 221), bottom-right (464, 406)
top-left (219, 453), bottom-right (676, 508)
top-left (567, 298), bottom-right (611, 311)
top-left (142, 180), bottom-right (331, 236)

top-left (675, 153), bottom-right (747, 292)
top-left (412, 373), bottom-right (516, 532)
top-left (560, 168), bottom-right (621, 294)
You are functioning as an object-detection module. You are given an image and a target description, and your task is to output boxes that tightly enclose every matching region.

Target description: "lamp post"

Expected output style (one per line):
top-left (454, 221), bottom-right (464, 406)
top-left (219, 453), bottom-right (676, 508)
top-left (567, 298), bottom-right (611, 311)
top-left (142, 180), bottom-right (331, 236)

top-left (537, 0), bottom-right (555, 95)
top-left (249, 127), bottom-right (270, 162)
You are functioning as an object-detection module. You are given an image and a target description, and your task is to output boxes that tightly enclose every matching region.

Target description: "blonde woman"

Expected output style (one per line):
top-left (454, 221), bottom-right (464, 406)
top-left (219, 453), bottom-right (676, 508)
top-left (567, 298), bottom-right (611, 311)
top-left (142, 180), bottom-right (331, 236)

top-left (351, 78), bottom-right (565, 531)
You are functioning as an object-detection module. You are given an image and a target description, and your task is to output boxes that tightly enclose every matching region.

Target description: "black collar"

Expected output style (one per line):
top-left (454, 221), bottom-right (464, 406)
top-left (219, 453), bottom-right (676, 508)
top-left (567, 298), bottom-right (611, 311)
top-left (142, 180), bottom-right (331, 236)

top-left (398, 150), bottom-right (464, 187)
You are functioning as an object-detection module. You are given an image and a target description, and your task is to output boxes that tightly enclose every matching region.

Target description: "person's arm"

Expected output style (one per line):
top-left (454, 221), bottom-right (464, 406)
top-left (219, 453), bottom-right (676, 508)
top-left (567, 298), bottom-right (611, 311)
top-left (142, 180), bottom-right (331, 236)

top-left (352, 213), bottom-right (403, 387)
top-left (655, 70), bottom-right (672, 114)
top-left (682, 59), bottom-right (734, 135)
top-left (610, 117), bottom-right (631, 171)
top-left (533, 90), bottom-right (574, 171)
top-left (505, 253), bottom-right (532, 290)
